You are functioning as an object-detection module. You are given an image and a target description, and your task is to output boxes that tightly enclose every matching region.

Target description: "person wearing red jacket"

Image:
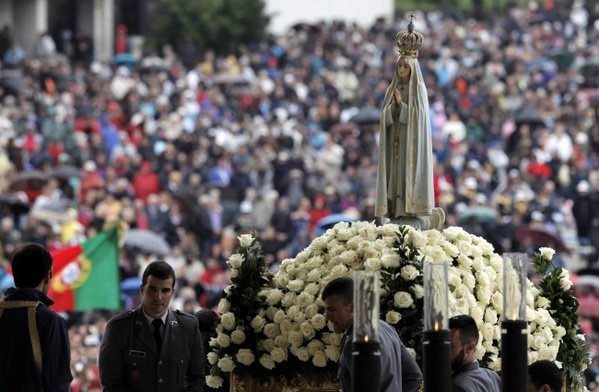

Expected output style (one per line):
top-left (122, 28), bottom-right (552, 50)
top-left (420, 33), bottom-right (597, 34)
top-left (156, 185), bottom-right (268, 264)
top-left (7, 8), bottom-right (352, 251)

top-left (131, 161), bottom-right (161, 204)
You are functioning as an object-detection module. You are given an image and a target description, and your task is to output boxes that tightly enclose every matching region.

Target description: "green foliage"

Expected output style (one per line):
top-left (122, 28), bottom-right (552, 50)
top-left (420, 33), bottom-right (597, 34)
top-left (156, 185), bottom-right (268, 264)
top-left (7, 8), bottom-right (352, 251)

top-left (147, 0), bottom-right (270, 55)
top-left (531, 251), bottom-right (590, 392)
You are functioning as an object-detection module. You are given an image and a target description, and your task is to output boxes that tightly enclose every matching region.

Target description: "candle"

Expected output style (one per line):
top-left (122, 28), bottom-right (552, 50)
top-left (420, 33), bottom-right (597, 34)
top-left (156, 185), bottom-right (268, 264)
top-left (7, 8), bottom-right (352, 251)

top-left (423, 262), bottom-right (451, 392)
top-left (352, 271), bottom-right (381, 392)
top-left (501, 253), bottom-right (528, 392)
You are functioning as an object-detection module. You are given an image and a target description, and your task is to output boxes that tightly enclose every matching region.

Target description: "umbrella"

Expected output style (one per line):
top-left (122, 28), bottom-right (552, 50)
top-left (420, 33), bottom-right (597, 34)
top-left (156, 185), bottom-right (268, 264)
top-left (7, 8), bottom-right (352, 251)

top-left (349, 108), bottom-right (380, 125)
top-left (29, 202), bottom-right (76, 223)
top-left (0, 271), bottom-right (14, 291)
top-left (212, 73), bottom-right (249, 85)
top-left (120, 277), bottom-right (142, 293)
top-left (125, 229), bottom-right (171, 255)
top-left (314, 214), bottom-right (359, 236)
top-left (111, 53), bottom-right (139, 68)
top-left (572, 58), bottom-right (599, 73)
top-left (50, 165), bottom-right (83, 179)
top-left (0, 193), bottom-right (31, 214)
top-left (458, 206), bottom-right (499, 224)
top-left (329, 122), bottom-right (360, 135)
top-left (139, 64), bottom-right (170, 75)
top-left (514, 107), bottom-right (546, 128)
top-left (8, 170), bottom-right (49, 192)
top-left (574, 275), bottom-right (599, 290)
top-left (514, 226), bottom-right (570, 254)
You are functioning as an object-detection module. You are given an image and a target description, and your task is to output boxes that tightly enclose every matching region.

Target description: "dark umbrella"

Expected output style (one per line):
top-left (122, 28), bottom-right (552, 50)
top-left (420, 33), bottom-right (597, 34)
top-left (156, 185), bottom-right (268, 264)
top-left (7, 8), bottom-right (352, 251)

top-left (349, 108), bottom-right (380, 125)
top-left (329, 122), bottom-right (360, 135)
top-left (50, 165), bottom-right (83, 179)
top-left (314, 214), bottom-right (359, 236)
top-left (212, 73), bottom-right (248, 85)
top-left (125, 229), bottom-right (171, 255)
top-left (29, 201), bottom-right (75, 223)
top-left (0, 68), bottom-right (24, 95)
top-left (139, 64), bottom-right (170, 75)
top-left (8, 170), bottom-right (49, 192)
top-left (514, 226), bottom-right (569, 254)
top-left (514, 107), bottom-right (546, 128)
top-left (0, 194), bottom-right (31, 214)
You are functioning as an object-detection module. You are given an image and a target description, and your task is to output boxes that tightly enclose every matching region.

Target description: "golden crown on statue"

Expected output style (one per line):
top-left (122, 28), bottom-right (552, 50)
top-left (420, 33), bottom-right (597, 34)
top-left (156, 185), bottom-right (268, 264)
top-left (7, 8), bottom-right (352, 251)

top-left (396, 12), bottom-right (423, 58)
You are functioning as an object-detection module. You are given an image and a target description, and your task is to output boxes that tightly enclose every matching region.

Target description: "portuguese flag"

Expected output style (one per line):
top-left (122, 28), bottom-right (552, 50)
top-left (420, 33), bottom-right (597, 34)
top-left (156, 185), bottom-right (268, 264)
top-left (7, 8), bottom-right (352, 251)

top-left (48, 228), bottom-right (121, 312)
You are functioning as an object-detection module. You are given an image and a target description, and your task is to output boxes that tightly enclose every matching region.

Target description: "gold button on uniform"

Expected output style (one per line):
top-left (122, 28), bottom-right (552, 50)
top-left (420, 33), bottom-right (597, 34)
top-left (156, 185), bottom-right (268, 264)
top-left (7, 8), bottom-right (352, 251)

top-left (158, 378), bottom-right (163, 383)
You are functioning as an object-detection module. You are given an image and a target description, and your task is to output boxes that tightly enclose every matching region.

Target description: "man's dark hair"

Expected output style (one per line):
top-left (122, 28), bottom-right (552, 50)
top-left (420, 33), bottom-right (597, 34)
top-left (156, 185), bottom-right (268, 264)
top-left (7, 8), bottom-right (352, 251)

top-left (195, 309), bottom-right (220, 333)
top-left (529, 360), bottom-right (563, 392)
top-left (449, 315), bottom-right (479, 345)
top-left (11, 243), bottom-right (53, 288)
top-left (142, 260), bottom-right (176, 287)
top-left (321, 277), bottom-right (353, 303)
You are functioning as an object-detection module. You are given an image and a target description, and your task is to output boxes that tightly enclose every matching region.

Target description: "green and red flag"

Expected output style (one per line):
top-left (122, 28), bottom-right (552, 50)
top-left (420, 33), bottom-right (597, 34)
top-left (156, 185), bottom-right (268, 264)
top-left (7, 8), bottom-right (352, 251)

top-left (48, 228), bottom-right (121, 312)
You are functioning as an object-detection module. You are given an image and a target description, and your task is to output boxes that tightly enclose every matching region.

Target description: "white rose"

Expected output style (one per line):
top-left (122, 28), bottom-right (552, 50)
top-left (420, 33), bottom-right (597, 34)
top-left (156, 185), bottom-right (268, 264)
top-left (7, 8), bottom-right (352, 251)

top-left (470, 245), bottom-right (483, 258)
top-left (307, 340), bottom-right (325, 355)
top-left (227, 253), bottom-right (244, 269)
top-left (273, 309), bottom-right (286, 324)
top-left (221, 312), bottom-right (237, 330)
top-left (251, 315), bottom-right (266, 332)
top-left (279, 320), bottom-right (293, 336)
top-left (539, 247), bottom-right (555, 261)
top-left (469, 306), bottom-right (484, 324)
top-left (238, 234), bottom-right (253, 248)
top-left (261, 338), bottom-right (276, 352)
top-left (263, 323), bottom-right (280, 339)
top-left (457, 240), bottom-right (473, 256)
top-left (300, 321), bottom-right (316, 339)
top-left (381, 252), bottom-right (400, 268)
top-left (409, 230), bottom-right (428, 247)
top-left (297, 292), bottom-right (314, 308)
top-left (336, 227), bottom-right (353, 241)
top-left (385, 311), bottom-right (402, 324)
top-left (275, 274), bottom-right (290, 288)
top-left (429, 248), bottom-right (447, 263)
top-left (218, 356), bottom-right (236, 372)
top-left (288, 331), bottom-right (304, 347)
top-left (288, 279), bottom-right (305, 293)
top-left (216, 333), bottom-right (230, 348)
top-left (401, 265), bottom-right (420, 281)
top-left (230, 269), bottom-right (238, 278)
top-left (338, 250), bottom-right (358, 265)
top-left (410, 284), bottom-right (424, 299)
top-left (218, 299), bottom-right (231, 313)
top-left (312, 351), bottom-right (328, 367)
top-left (274, 334), bottom-right (290, 348)
top-left (311, 314), bottom-right (327, 330)
top-left (295, 347), bottom-right (311, 362)
top-left (558, 269), bottom-right (573, 291)
top-left (281, 292), bottom-right (297, 307)
top-left (259, 354), bottom-right (276, 370)
top-left (330, 264), bottom-right (350, 278)
top-left (305, 255), bottom-right (323, 271)
top-left (206, 375), bottom-right (224, 389)
top-left (394, 291), bottom-right (414, 308)
top-left (307, 269), bottom-right (321, 283)
top-left (271, 347), bottom-right (288, 363)
top-left (325, 345), bottom-right (340, 361)
top-left (236, 349), bottom-right (255, 366)
top-left (462, 273), bottom-right (476, 291)
top-left (231, 329), bottom-right (246, 345)
top-left (364, 258), bottom-right (383, 270)
top-left (266, 289), bottom-right (284, 306)
top-left (443, 242), bottom-right (460, 258)
top-left (536, 296), bottom-right (551, 309)
top-left (207, 351), bottom-right (219, 365)
top-left (266, 306), bottom-right (278, 320)
top-left (305, 303), bottom-right (319, 319)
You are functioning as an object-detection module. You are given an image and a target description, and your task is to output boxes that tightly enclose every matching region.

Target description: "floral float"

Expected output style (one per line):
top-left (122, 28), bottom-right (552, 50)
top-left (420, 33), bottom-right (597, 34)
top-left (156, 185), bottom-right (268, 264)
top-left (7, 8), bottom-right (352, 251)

top-left (207, 222), bottom-right (589, 392)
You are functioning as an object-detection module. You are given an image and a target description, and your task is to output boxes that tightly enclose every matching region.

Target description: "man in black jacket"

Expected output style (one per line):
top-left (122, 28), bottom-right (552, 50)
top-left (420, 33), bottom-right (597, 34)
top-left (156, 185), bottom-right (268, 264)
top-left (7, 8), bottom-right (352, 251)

top-left (0, 243), bottom-right (73, 391)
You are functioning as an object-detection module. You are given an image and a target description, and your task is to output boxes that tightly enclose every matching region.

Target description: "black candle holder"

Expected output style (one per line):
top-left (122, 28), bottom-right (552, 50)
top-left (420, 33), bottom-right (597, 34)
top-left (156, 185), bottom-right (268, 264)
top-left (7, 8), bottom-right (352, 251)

top-left (423, 329), bottom-right (451, 392)
top-left (501, 320), bottom-right (528, 392)
top-left (352, 340), bottom-right (381, 392)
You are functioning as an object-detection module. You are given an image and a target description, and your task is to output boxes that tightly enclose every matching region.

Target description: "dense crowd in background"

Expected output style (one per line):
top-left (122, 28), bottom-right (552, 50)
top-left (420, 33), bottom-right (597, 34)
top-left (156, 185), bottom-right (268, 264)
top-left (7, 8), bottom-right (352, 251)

top-left (1, 1), bottom-right (599, 389)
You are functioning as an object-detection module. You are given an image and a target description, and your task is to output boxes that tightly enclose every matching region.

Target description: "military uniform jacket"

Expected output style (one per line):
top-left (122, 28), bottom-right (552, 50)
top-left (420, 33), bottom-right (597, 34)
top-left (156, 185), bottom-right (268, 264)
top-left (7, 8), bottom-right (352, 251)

top-left (99, 307), bottom-right (205, 392)
top-left (452, 361), bottom-right (501, 392)
top-left (338, 321), bottom-right (423, 392)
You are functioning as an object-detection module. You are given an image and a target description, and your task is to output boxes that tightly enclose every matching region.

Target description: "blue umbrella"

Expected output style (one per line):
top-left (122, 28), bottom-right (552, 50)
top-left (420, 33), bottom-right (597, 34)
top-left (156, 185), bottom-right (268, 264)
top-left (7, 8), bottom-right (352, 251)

top-left (111, 53), bottom-right (139, 68)
top-left (314, 214), bottom-right (359, 236)
top-left (120, 277), bottom-right (142, 294)
top-left (0, 271), bottom-right (14, 291)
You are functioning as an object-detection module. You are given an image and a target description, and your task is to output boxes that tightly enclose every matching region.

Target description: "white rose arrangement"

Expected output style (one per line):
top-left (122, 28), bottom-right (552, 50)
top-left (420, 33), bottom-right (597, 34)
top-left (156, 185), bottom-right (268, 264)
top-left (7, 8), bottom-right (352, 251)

top-left (207, 226), bottom-right (588, 392)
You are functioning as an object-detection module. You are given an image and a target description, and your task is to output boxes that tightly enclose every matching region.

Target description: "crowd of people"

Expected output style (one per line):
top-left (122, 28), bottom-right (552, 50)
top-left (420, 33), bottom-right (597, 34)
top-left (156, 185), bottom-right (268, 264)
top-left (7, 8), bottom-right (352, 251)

top-left (0, 1), bottom-right (599, 390)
